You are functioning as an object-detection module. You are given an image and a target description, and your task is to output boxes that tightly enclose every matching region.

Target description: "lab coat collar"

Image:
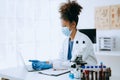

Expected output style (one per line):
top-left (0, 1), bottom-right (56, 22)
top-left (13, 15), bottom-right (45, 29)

top-left (71, 30), bottom-right (80, 60)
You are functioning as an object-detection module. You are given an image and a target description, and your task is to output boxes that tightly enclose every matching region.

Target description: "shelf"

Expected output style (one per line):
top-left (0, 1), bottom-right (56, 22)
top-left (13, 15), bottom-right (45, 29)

top-left (95, 51), bottom-right (120, 56)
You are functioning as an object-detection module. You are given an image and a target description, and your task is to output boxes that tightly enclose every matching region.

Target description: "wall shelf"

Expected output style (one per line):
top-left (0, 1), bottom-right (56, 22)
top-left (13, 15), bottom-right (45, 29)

top-left (95, 51), bottom-right (120, 56)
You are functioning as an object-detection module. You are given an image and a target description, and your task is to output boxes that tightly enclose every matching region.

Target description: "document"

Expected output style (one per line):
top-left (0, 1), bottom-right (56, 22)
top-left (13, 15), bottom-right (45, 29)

top-left (38, 69), bottom-right (70, 76)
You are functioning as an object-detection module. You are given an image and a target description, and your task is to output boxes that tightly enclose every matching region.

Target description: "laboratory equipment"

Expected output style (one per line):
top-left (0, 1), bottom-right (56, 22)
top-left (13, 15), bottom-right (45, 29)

top-left (69, 55), bottom-right (87, 80)
top-left (69, 60), bottom-right (112, 80)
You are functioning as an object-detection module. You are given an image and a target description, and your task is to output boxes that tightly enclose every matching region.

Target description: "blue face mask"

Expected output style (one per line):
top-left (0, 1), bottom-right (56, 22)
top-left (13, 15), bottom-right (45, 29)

top-left (62, 27), bottom-right (72, 37)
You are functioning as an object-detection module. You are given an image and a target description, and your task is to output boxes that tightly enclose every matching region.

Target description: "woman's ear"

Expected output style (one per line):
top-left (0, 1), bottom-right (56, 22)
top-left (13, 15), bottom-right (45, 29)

top-left (72, 21), bottom-right (76, 28)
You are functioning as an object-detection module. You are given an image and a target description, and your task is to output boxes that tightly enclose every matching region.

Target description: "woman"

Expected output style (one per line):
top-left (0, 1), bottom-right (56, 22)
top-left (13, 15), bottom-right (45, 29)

top-left (30, 1), bottom-right (97, 70)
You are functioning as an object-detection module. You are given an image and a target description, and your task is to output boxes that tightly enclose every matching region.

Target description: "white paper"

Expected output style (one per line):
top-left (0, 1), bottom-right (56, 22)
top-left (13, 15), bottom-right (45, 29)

top-left (38, 69), bottom-right (70, 76)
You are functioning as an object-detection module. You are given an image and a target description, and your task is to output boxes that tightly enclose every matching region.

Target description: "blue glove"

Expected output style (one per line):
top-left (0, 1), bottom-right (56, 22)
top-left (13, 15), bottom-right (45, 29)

top-left (29, 60), bottom-right (52, 71)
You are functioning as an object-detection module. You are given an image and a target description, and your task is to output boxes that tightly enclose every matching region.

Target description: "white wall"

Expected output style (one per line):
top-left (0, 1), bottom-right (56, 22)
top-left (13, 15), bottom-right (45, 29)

top-left (0, 0), bottom-right (66, 69)
top-left (77, 0), bottom-right (120, 29)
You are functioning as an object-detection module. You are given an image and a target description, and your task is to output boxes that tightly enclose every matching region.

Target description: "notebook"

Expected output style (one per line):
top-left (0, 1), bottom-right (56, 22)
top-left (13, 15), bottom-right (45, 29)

top-left (38, 69), bottom-right (70, 76)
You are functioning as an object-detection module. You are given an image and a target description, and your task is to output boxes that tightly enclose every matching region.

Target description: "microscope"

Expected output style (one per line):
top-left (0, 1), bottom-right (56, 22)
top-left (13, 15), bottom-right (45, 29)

top-left (69, 55), bottom-right (87, 80)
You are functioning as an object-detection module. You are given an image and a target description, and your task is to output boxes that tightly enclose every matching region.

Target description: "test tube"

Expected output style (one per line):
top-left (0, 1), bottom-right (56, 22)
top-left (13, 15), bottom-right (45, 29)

top-left (103, 71), bottom-right (106, 80)
top-left (101, 62), bottom-right (103, 80)
top-left (81, 72), bottom-right (85, 80)
top-left (87, 71), bottom-right (89, 80)
top-left (90, 70), bottom-right (94, 80)
top-left (81, 70), bottom-right (83, 80)
top-left (94, 65), bottom-right (100, 80)
top-left (105, 70), bottom-right (110, 80)
top-left (99, 70), bottom-right (102, 80)
top-left (95, 71), bottom-right (98, 80)
top-left (102, 66), bottom-right (107, 80)
top-left (85, 70), bottom-right (89, 80)
top-left (107, 68), bottom-right (111, 77)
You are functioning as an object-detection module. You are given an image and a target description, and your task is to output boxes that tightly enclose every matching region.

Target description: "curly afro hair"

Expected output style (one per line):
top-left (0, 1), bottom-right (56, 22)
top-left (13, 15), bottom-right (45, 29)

top-left (59, 1), bottom-right (83, 25)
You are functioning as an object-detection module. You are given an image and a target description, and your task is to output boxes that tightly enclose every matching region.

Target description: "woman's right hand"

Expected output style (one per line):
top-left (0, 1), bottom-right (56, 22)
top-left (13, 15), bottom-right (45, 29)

top-left (29, 60), bottom-right (52, 70)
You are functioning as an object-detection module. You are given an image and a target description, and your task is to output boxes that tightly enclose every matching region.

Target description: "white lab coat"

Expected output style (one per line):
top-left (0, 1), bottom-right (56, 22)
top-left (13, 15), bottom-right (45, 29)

top-left (52, 30), bottom-right (97, 69)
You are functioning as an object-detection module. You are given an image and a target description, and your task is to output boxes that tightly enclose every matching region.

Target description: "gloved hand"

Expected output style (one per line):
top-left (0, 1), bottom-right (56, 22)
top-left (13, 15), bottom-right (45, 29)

top-left (29, 60), bottom-right (52, 71)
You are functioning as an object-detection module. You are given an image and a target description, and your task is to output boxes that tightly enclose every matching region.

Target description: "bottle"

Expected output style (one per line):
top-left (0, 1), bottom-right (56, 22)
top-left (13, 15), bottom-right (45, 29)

top-left (99, 62), bottom-right (103, 80)
top-left (90, 70), bottom-right (94, 80)
top-left (69, 72), bottom-right (74, 79)
top-left (82, 72), bottom-right (86, 80)
top-left (102, 66), bottom-right (107, 80)
top-left (81, 70), bottom-right (84, 80)
top-left (108, 67), bottom-right (111, 77)
top-left (85, 70), bottom-right (89, 80)
top-left (95, 71), bottom-right (98, 80)
top-left (105, 69), bottom-right (110, 80)
top-left (90, 66), bottom-right (94, 80)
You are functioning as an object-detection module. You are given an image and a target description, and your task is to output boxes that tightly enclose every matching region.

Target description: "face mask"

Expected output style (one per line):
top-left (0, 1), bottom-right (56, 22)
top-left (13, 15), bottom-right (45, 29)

top-left (62, 27), bottom-right (72, 37)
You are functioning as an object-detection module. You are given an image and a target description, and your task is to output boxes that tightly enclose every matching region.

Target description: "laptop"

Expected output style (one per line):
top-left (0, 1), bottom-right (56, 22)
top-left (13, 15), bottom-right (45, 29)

top-left (18, 52), bottom-right (40, 72)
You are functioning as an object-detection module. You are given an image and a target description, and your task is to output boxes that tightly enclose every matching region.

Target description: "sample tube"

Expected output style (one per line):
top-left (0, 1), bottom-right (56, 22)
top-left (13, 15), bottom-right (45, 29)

top-left (107, 68), bottom-right (111, 77)
top-left (85, 70), bottom-right (89, 80)
top-left (95, 71), bottom-right (98, 80)
top-left (90, 70), bottom-right (94, 80)
top-left (99, 71), bottom-right (102, 80)
top-left (81, 72), bottom-right (85, 80)
top-left (105, 70), bottom-right (110, 80)
top-left (103, 71), bottom-right (106, 80)
top-left (102, 66), bottom-right (107, 80)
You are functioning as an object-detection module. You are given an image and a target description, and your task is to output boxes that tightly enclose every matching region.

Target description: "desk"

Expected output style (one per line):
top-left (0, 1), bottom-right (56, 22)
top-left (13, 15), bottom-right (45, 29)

top-left (0, 67), bottom-right (69, 80)
top-left (0, 67), bottom-right (119, 80)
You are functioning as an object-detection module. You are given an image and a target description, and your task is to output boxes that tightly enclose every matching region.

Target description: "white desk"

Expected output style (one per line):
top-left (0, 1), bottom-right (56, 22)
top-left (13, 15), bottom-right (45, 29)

top-left (0, 67), bottom-right (119, 80)
top-left (0, 67), bottom-right (69, 80)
